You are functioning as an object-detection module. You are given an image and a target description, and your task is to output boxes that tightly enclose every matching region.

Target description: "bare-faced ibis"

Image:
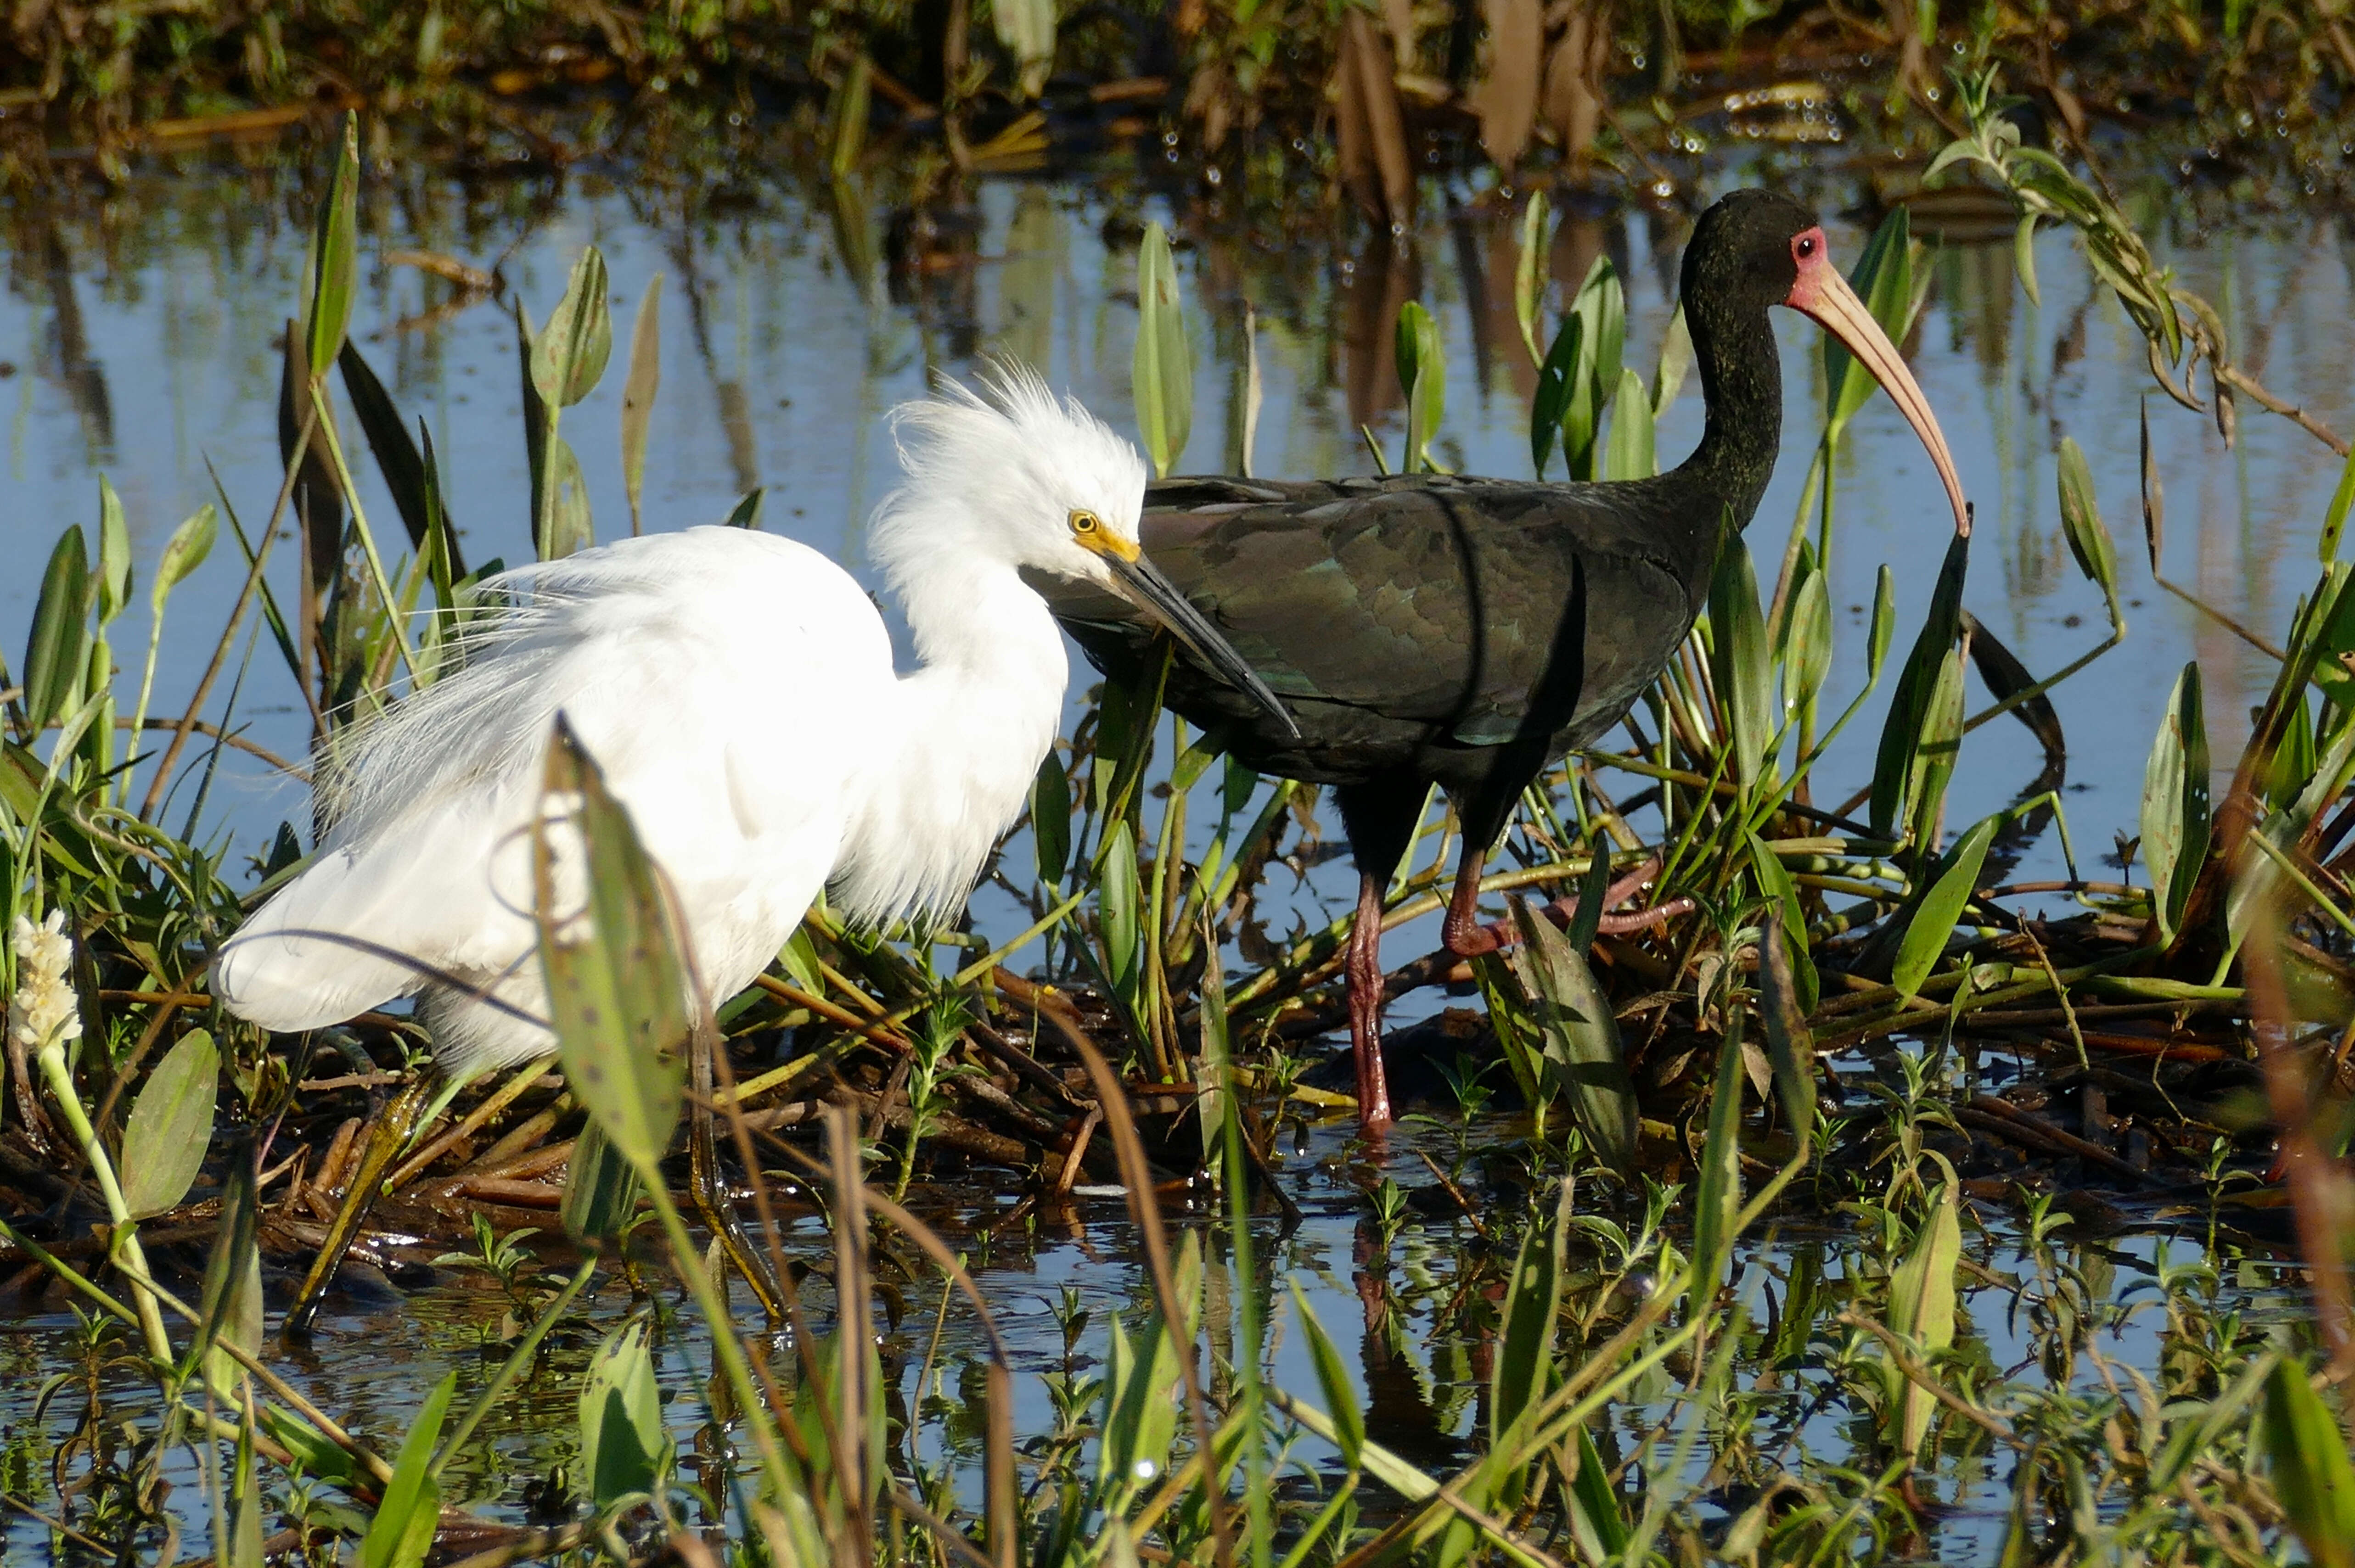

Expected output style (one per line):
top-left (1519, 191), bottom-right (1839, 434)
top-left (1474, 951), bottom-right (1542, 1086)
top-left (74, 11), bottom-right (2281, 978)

top-left (1043, 190), bottom-right (1969, 1129)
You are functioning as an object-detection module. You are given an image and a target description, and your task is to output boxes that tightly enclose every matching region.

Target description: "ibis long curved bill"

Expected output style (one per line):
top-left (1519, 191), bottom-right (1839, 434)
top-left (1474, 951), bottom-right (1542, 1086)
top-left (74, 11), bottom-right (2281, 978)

top-left (1102, 550), bottom-right (1303, 740)
top-left (1785, 229), bottom-right (1972, 537)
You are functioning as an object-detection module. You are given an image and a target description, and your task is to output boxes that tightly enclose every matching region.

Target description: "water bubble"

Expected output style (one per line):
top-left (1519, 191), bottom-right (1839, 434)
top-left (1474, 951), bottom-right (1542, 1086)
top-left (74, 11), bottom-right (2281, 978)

top-left (1132, 1459), bottom-right (1158, 1482)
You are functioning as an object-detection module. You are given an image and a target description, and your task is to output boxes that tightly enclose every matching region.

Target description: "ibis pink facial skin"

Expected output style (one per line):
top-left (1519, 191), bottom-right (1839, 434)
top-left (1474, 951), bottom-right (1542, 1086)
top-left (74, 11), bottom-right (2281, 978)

top-left (1782, 224), bottom-right (1972, 537)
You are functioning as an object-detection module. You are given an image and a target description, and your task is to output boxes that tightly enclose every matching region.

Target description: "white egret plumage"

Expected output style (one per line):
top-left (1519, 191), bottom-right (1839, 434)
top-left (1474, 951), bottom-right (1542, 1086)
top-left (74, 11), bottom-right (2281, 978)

top-left (212, 373), bottom-right (1292, 1323)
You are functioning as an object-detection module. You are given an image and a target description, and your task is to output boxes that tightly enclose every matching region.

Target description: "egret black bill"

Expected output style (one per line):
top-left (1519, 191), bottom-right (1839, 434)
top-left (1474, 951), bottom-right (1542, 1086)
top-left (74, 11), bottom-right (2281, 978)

top-left (1102, 550), bottom-right (1302, 740)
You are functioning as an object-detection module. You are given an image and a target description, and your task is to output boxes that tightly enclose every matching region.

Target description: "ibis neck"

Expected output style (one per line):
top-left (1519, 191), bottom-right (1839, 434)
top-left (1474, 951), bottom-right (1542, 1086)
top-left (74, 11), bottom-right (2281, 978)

top-left (1670, 293), bottom-right (1783, 540)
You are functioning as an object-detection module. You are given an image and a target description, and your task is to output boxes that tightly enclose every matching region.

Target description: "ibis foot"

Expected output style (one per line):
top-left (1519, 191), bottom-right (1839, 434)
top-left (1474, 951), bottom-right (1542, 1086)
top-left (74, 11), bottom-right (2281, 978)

top-left (1440, 855), bottom-right (1689, 959)
top-left (1346, 871), bottom-right (1395, 1131)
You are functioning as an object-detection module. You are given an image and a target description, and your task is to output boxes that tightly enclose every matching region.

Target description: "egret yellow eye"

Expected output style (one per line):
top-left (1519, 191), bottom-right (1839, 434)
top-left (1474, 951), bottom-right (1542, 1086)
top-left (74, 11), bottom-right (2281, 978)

top-left (1070, 509), bottom-right (1101, 535)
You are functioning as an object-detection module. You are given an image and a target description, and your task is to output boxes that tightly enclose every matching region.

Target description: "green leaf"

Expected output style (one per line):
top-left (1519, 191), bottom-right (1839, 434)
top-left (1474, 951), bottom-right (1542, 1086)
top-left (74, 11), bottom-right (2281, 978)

top-left (304, 114), bottom-right (360, 382)
top-left (579, 1321), bottom-right (670, 1509)
top-left (1032, 749), bottom-right (1071, 885)
top-left (1905, 647), bottom-right (1967, 856)
top-left (1602, 367), bottom-right (1653, 482)
top-left (1755, 904), bottom-right (1817, 1136)
top-left (2055, 437), bottom-right (2119, 620)
top-left (1652, 304), bottom-right (1692, 418)
top-left (559, 1118), bottom-right (642, 1245)
top-left (1563, 256), bottom-right (1624, 480)
top-left (1884, 1179), bottom-right (1961, 1461)
top-left (23, 526), bottom-right (93, 733)
top-left (2141, 661), bottom-right (2210, 940)
top-left (1513, 191), bottom-right (1550, 368)
top-left (1826, 207), bottom-right (1916, 431)
top-left (2263, 1357), bottom-right (2355, 1568)
top-left (1706, 533), bottom-right (1772, 787)
top-left (722, 487), bottom-right (764, 530)
top-left (1869, 532), bottom-right (1969, 838)
top-left (539, 437), bottom-right (593, 561)
top-left (1491, 1177), bottom-right (1571, 1447)
top-left (96, 476), bottom-right (131, 625)
top-left (1782, 568), bottom-right (1832, 723)
top-left (1749, 838), bottom-right (1819, 1015)
top-left (1132, 222), bottom-right (1193, 479)
top-left (151, 504), bottom-right (219, 618)
top-left (1866, 565), bottom-right (1897, 679)
top-left (1506, 898), bottom-right (1636, 1169)
top-left (120, 1028), bottom-right (218, 1218)
top-left (621, 277), bottom-right (663, 537)
top-left (2324, 438), bottom-right (2355, 565)
top-left (1689, 1026), bottom-right (1746, 1295)
top-left (1892, 815), bottom-right (1998, 1001)
top-left (828, 51), bottom-right (873, 176)
top-left (1394, 301), bottom-right (1444, 473)
top-left (189, 1140), bottom-right (260, 1399)
top-left (339, 340), bottom-right (456, 567)
top-left (357, 1370), bottom-right (454, 1568)
top-left (1288, 1285), bottom-right (1364, 1471)
top-left (2013, 213), bottom-right (2040, 308)
top-left (1099, 817), bottom-right (1142, 1017)
top-left (533, 718), bottom-right (688, 1176)
top-left (533, 247), bottom-right (613, 409)
top-left (1529, 312), bottom-right (1582, 478)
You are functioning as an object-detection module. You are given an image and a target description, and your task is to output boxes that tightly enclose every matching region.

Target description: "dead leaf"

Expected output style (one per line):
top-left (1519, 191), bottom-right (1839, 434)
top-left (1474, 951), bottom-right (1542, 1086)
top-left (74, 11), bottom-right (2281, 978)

top-left (1476, 0), bottom-right (1542, 169)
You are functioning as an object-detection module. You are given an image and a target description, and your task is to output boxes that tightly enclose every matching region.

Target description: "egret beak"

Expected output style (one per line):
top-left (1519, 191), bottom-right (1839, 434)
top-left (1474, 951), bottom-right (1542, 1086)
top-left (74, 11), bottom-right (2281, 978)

top-left (1786, 231), bottom-right (1972, 537)
top-left (1102, 551), bottom-right (1302, 740)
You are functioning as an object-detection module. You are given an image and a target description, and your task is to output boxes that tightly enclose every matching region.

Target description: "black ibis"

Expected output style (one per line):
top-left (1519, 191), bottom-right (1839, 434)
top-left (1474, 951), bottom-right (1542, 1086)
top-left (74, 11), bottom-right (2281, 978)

top-left (1042, 190), bottom-right (1969, 1130)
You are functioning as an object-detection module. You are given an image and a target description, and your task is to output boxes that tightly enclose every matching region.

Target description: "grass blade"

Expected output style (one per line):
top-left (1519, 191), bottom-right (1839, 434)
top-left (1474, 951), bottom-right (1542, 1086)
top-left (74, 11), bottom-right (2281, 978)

top-left (621, 275), bottom-right (663, 536)
top-left (1133, 221), bottom-right (1193, 478)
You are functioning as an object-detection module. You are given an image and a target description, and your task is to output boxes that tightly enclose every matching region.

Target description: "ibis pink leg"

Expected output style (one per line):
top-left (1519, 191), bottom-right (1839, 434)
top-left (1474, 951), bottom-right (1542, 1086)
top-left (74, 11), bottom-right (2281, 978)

top-left (1347, 871), bottom-right (1395, 1131)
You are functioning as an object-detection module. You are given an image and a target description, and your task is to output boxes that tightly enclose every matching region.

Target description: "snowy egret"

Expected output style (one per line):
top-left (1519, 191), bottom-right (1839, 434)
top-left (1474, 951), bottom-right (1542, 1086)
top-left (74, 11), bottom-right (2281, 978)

top-left (213, 370), bottom-right (1293, 1320)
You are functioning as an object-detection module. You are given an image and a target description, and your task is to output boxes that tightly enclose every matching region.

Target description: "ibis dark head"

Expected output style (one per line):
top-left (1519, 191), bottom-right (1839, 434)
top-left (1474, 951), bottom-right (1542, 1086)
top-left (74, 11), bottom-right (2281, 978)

top-left (1682, 189), bottom-right (1971, 537)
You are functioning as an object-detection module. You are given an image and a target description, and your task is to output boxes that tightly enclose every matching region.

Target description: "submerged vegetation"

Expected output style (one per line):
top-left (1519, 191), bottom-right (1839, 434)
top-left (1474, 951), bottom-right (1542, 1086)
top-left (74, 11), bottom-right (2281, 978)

top-left (2, 38), bottom-right (2355, 1568)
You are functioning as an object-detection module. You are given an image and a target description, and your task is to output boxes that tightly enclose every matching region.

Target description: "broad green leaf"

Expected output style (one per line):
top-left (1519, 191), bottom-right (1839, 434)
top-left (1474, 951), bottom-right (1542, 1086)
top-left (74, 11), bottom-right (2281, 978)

top-left (1491, 1177), bottom-right (1572, 1447)
top-left (2056, 437), bottom-right (2120, 620)
top-left (1530, 312), bottom-right (1582, 478)
top-left (189, 1141), bottom-right (259, 1398)
top-left (1513, 191), bottom-right (1550, 367)
top-left (1866, 564), bottom-right (1896, 679)
top-left (1394, 301), bottom-right (1444, 473)
top-left (559, 1118), bottom-right (642, 1245)
top-left (1099, 817), bottom-right (1142, 1016)
top-left (1652, 304), bottom-right (1692, 417)
top-left (621, 277), bottom-right (663, 536)
top-left (1689, 1026), bottom-right (1746, 1295)
top-left (2324, 437), bottom-right (2355, 564)
top-left (1892, 814), bottom-right (1998, 1001)
top-left (533, 718), bottom-right (687, 1175)
top-left (151, 504), bottom-right (219, 617)
top-left (1506, 898), bottom-right (1636, 1169)
top-left (1749, 837), bottom-right (1819, 1014)
top-left (304, 114), bottom-right (360, 382)
top-left (23, 526), bottom-right (93, 733)
top-left (533, 247), bottom-right (613, 409)
top-left (1288, 1285), bottom-right (1364, 1471)
top-left (1826, 206), bottom-right (1916, 430)
top-left (121, 1028), bottom-right (218, 1217)
top-left (2263, 1356), bottom-right (2355, 1568)
top-left (539, 436), bottom-right (593, 561)
top-left (828, 52), bottom-right (872, 176)
top-left (1885, 1179), bottom-right (1961, 1461)
top-left (1869, 532), bottom-right (1969, 838)
top-left (95, 476), bottom-right (130, 625)
top-left (340, 340), bottom-right (456, 566)
top-left (1756, 905), bottom-right (1818, 1137)
top-left (1602, 367), bottom-right (1653, 482)
top-left (2141, 662), bottom-right (2210, 940)
top-left (1032, 749), bottom-right (1071, 884)
top-left (1132, 222), bottom-right (1193, 478)
top-left (723, 487), bottom-right (764, 530)
top-left (357, 1370), bottom-right (454, 1568)
top-left (579, 1322), bottom-right (670, 1508)
top-left (1904, 647), bottom-right (1966, 855)
top-left (1562, 256), bottom-right (1624, 480)
top-left (1706, 534), bottom-right (1772, 787)
top-left (2013, 213), bottom-right (2040, 308)
top-left (1783, 569), bottom-right (1832, 722)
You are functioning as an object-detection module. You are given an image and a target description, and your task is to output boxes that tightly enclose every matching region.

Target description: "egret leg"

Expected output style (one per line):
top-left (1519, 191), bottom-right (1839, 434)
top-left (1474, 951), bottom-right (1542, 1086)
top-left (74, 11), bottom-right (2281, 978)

top-left (1346, 871), bottom-right (1395, 1131)
top-left (282, 1075), bottom-right (436, 1340)
top-left (687, 1013), bottom-right (787, 1327)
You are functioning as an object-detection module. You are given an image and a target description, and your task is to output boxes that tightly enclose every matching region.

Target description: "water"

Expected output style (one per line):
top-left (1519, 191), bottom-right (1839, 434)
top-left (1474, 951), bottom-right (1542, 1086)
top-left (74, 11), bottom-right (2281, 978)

top-left (0, 142), bottom-right (2342, 1559)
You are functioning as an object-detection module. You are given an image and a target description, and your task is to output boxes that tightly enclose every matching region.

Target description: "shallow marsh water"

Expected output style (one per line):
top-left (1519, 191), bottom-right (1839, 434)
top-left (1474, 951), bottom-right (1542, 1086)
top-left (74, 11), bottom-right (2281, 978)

top-left (0, 142), bottom-right (2346, 1561)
